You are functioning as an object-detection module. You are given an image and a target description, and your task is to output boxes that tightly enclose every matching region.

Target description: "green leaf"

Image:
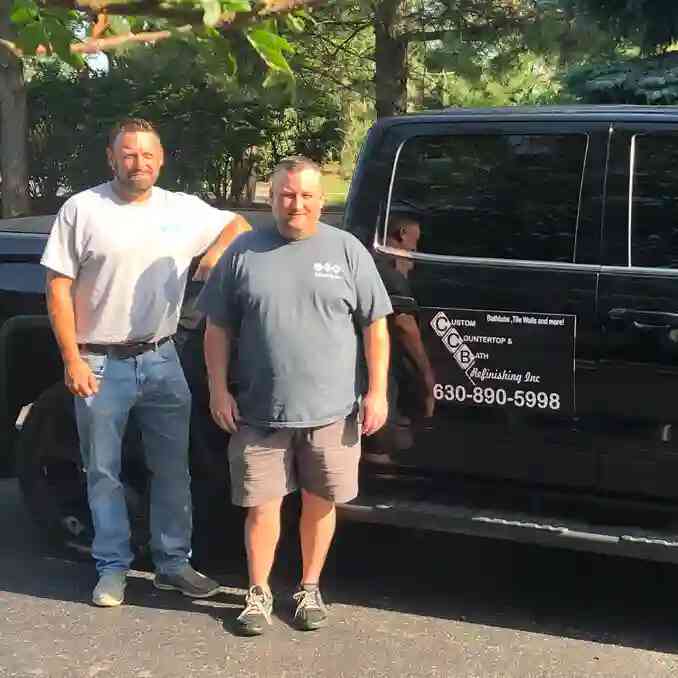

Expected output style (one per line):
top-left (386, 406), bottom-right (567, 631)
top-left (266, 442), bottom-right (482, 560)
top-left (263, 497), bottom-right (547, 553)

top-left (207, 34), bottom-right (238, 77)
top-left (202, 25), bottom-right (221, 38)
top-left (9, 0), bottom-right (38, 25)
top-left (10, 7), bottom-right (35, 24)
top-left (223, 49), bottom-right (237, 77)
top-left (202, 0), bottom-right (222, 27)
top-left (43, 6), bottom-right (80, 23)
top-left (295, 8), bottom-right (316, 25)
top-left (222, 0), bottom-right (251, 11)
top-left (43, 16), bottom-right (84, 69)
top-left (262, 68), bottom-right (294, 89)
top-left (284, 14), bottom-right (304, 33)
top-left (16, 20), bottom-right (49, 54)
top-left (108, 16), bottom-right (132, 36)
top-left (245, 27), bottom-right (293, 73)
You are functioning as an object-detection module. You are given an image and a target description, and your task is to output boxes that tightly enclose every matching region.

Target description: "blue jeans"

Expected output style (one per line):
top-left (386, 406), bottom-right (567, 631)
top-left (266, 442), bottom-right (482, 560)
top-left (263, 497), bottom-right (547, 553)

top-left (74, 339), bottom-right (193, 576)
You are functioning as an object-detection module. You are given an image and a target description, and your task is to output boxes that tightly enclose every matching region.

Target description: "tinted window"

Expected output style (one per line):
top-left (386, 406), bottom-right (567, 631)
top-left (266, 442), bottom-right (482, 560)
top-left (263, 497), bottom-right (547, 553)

top-left (387, 134), bottom-right (588, 262)
top-left (631, 135), bottom-right (678, 268)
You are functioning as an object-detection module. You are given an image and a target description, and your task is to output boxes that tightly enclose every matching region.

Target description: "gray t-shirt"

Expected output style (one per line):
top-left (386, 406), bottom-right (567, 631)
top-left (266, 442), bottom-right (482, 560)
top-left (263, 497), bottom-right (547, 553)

top-left (198, 223), bottom-right (393, 428)
top-left (41, 182), bottom-right (234, 343)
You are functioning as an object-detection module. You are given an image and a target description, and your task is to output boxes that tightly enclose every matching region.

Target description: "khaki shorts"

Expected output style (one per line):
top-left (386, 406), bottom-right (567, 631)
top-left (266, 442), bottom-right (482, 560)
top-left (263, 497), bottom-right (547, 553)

top-left (227, 411), bottom-right (361, 507)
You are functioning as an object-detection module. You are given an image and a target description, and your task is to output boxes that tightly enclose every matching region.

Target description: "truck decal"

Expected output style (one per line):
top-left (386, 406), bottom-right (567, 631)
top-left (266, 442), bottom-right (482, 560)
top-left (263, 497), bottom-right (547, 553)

top-left (425, 307), bottom-right (576, 414)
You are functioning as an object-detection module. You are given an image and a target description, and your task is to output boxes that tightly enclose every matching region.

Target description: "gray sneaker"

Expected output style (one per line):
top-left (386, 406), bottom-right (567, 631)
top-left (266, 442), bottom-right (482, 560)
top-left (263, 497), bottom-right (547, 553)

top-left (292, 585), bottom-right (328, 630)
top-left (92, 572), bottom-right (126, 607)
top-left (154, 564), bottom-right (219, 598)
top-left (235, 586), bottom-right (274, 636)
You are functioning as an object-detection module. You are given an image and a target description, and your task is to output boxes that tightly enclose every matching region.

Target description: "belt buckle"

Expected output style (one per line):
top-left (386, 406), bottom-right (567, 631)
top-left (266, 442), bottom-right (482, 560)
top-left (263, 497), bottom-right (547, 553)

top-left (110, 337), bottom-right (164, 359)
top-left (113, 343), bottom-right (141, 359)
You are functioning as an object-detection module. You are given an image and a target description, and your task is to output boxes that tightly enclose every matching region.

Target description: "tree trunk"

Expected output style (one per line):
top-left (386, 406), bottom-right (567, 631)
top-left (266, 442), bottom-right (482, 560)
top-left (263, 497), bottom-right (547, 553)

top-left (374, 0), bottom-right (408, 118)
top-left (229, 148), bottom-right (258, 205)
top-left (0, 1), bottom-right (30, 217)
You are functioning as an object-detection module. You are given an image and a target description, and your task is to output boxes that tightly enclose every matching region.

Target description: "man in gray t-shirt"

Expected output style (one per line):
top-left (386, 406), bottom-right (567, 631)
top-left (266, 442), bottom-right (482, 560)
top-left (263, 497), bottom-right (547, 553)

top-left (199, 156), bottom-right (391, 635)
top-left (42, 117), bottom-right (250, 608)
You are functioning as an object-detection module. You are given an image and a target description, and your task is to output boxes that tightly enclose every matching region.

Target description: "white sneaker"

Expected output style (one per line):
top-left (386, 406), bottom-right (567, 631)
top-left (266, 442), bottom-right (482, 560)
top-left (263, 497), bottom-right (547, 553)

top-left (92, 572), bottom-right (127, 607)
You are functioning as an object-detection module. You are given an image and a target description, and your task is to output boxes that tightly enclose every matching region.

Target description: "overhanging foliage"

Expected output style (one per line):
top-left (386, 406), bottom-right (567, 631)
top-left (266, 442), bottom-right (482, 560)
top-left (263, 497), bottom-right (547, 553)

top-left (5, 0), bottom-right (323, 75)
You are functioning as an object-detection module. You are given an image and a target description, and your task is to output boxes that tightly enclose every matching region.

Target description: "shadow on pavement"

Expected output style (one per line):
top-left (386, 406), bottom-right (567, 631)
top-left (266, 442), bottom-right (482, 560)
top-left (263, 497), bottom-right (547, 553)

top-left (3, 477), bottom-right (678, 655)
top-left (322, 522), bottom-right (678, 656)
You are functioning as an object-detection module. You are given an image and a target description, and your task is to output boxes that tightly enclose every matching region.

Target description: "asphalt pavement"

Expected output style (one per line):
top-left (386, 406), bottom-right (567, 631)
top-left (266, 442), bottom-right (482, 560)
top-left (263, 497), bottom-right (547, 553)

top-left (3, 478), bottom-right (678, 678)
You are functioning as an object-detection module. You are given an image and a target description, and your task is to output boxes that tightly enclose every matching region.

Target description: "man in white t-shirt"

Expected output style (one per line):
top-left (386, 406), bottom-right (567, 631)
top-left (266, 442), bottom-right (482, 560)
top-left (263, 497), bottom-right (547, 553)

top-left (41, 117), bottom-right (250, 607)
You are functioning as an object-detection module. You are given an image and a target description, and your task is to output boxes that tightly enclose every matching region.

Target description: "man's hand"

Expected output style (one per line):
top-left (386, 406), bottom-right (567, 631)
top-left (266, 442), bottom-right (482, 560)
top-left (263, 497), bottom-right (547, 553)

top-left (193, 251), bottom-right (220, 282)
top-left (360, 390), bottom-right (388, 436)
top-left (65, 358), bottom-right (99, 398)
top-left (209, 387), bottom-right (240, 433)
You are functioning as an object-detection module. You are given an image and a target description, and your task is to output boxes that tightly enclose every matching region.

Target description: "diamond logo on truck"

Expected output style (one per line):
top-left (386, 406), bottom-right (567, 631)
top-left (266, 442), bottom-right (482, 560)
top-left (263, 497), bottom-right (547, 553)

top-left (442, 327), bottom-right (463, 354)
top-left (430, 311), bottom-right (476, 382)
top-left (454, 345), bottom-right (476, 371)
top-left (430, 311), bottom-right (451, 337)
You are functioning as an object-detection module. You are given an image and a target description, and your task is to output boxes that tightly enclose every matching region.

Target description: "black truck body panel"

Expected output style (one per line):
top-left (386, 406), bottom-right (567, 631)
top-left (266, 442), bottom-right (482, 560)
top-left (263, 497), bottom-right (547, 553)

top-left (6, 106), bottom-right (678, 562)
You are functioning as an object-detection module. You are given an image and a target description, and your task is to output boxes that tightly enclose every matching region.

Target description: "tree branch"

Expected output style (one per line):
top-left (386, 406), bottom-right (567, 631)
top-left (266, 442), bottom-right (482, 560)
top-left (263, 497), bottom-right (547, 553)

top-left (401, 30), bottom-right (452, 42)
top-left (71, 25), bottom-right (191, 53)
top-left (298, 63), bottom-right (375, 100)
top-left (43, 0), bottom-right (324, 23)
top-left (0, 38), bottom-right (22, 58)
top-left (58, 0), bottom-right (326, 55)
top-left (11, 0), bottom-right (325, 57)
top-left (91, 12), bottom-right (109, 37)
top-left (330, 23), bottom-right (372, 59)
top-left (402, 16), bottom-right (532, 43)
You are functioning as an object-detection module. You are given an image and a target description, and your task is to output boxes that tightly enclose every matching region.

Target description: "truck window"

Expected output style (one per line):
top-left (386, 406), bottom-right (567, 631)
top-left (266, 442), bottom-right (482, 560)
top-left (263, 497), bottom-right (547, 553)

top-left (386, 134), bottom-right (588, 263)
top-left (630, 134), bottom-right (678, 269)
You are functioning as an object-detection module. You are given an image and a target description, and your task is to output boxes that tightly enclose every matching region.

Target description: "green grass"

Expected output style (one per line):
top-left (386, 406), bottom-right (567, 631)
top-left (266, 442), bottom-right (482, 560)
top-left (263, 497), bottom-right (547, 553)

top-left (321, 168), bottom-right (350, 207)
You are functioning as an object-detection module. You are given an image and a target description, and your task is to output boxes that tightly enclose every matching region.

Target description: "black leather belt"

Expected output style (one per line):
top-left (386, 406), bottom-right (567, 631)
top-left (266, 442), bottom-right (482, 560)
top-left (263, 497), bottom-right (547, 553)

top-left (78, 335), bottom-right (172, 359)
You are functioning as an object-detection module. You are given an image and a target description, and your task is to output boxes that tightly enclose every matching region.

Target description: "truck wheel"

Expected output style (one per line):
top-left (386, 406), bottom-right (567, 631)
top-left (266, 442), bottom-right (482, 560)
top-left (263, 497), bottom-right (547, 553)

top-left (16, 382), bottom-right (150, 560)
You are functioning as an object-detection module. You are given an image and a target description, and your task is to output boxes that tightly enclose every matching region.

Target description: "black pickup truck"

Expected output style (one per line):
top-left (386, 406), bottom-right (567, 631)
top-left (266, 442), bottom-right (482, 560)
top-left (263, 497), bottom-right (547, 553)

top-left (4, 105), bottom-right (678, 565)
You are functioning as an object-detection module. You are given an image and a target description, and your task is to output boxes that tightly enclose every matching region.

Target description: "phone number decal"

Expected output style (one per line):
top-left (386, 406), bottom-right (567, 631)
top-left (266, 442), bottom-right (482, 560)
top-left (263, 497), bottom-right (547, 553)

top-left (424, 307), bottom-right (576, 414)
top-left (433, 384), bottom-right (561, 411)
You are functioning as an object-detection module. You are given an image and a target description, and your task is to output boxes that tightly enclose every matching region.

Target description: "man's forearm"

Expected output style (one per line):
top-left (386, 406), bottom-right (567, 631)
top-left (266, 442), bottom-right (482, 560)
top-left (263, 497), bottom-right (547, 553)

top-left (205, 215), bottom-right (252, 261)
top-left (46, 273), bottom-right (80, 366)
top-left (204, 321), bottom-right (233, 392)
top-left (362, 317), bottom-right (390, 396)
top-left (394, 314), bottom-right (435, 388)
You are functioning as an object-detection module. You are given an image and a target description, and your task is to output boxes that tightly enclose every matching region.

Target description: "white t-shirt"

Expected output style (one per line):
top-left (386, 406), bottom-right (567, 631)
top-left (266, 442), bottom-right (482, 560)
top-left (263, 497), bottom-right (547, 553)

top-left (41, 182), bottom-right (235, 344)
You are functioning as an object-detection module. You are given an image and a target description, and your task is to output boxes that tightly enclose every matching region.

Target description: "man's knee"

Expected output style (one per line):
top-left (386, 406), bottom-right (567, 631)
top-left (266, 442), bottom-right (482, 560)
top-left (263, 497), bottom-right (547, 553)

top-left (246, 497), bottom-right (284, 523)
top-left (301, 488), bottom-right (335, 508)
top-left (300, 489), bottom-right (337, 520)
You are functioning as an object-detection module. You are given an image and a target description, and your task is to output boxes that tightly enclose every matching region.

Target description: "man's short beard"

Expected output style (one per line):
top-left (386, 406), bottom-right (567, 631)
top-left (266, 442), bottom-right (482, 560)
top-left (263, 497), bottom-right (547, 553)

top-left (112, 166), bottom-right (154, 196)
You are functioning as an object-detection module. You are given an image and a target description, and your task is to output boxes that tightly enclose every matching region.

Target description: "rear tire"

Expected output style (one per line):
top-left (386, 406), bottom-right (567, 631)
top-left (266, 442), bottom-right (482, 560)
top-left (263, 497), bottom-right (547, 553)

top-left (16, 382), bottom-right (150, 560)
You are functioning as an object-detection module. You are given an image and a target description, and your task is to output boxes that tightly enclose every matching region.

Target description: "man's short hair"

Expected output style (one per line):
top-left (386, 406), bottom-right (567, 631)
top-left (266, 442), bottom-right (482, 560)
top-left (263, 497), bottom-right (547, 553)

top-left (108, 118), bottom-right (160, 148)
top-left (271, 156), bottom-right (322, 186)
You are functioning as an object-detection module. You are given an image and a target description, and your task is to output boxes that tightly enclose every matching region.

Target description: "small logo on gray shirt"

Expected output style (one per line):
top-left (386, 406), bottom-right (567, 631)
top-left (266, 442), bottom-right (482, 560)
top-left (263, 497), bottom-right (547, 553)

top-left (313, 262), bottom-right (343, 280)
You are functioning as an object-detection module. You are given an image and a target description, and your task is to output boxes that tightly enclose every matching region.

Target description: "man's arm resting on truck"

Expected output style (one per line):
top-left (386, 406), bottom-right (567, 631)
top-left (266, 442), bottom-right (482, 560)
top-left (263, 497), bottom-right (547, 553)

top-left (193, 215), bottom-right (252, 281)
top-left (204, 319), bottom-right (240, 433)
top-left (392, 311), bottom-right (436, 416)
top-left (45, 271), bottom-right (98, 397)
top-left (361, 316), bottom-right (390, 436)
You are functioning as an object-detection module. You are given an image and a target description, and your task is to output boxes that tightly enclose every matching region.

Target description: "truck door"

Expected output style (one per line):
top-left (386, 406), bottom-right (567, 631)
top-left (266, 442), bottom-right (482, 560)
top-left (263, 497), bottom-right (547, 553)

top-left (597, 123), bottom-right (678, 500)
top-left (368, 121), bottom-right (606, 491)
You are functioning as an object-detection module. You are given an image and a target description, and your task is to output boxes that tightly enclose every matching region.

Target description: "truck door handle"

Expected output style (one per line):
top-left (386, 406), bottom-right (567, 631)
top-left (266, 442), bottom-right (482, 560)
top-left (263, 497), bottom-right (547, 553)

top-left (608, 308), bottom-right (678, 329)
